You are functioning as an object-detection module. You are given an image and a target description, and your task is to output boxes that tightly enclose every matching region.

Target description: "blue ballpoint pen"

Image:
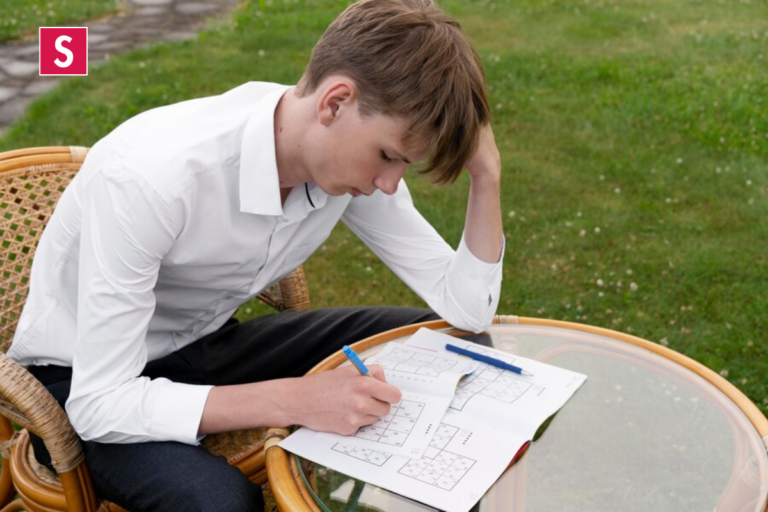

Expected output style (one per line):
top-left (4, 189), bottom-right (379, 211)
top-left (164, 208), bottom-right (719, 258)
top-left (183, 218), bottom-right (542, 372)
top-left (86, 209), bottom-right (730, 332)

top-left (342, 345), bottom-right (371, 376)
top-left (446, 343), bottom-right (535, 377)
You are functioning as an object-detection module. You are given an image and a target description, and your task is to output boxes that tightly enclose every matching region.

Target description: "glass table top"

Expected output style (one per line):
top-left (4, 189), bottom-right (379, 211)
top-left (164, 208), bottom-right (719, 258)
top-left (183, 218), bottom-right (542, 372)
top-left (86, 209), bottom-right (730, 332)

top-left (295, 324), bottom-right (768, 512)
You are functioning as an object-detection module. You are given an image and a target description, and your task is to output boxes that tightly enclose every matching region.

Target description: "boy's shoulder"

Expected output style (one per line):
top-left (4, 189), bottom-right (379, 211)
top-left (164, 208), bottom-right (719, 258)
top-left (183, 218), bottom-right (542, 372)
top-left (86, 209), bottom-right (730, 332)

top-left (86, 82), bottom-right (287, 203)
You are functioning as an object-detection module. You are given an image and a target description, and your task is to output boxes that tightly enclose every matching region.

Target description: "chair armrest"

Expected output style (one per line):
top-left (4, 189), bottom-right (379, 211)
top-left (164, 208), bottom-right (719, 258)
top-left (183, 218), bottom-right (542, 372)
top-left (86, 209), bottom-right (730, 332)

top-left (0, 354), bottom-right (84, 474)
top-left (257, 266), bottom-right (311, 312)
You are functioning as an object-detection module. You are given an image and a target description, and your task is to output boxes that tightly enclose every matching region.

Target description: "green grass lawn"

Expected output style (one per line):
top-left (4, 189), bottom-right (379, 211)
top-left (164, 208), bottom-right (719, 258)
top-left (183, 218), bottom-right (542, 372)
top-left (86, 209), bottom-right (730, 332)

top-left (0, 0), bottom-right (765, 416)
top-left (0, 0), bottom-right (123, 43)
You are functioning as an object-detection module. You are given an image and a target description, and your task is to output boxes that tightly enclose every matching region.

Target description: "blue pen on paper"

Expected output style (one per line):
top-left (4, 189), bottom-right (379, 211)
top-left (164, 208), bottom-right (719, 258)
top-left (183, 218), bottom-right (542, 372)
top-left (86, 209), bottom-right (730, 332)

top-left (445, 343), bottom-right (535, 377)
top-left (342, 345), bottom-right (371, 376)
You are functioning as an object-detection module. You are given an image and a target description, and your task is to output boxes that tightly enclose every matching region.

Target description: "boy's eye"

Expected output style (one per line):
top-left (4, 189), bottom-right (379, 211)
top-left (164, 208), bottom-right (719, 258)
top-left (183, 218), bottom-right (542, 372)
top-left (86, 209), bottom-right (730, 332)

top-left (380, 150), bottom-right (393, 162)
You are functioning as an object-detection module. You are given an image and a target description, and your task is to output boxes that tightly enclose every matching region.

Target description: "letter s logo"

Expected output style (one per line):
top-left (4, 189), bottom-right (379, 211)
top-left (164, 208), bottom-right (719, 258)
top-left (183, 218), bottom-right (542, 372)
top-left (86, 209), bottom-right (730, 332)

top-left (54, 35), bottom-right (74, 68)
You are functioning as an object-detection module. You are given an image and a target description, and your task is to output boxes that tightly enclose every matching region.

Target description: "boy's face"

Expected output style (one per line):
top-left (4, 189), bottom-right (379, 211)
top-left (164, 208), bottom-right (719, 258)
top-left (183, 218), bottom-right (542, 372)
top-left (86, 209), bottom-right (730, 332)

top-left (304, 83), bottom-right (420, 197)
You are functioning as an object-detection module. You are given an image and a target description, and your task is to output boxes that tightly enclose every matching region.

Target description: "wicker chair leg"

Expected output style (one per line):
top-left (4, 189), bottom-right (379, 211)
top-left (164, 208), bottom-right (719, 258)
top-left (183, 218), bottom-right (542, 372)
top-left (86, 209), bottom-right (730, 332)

top-left (0, 417), bottom-right (16, 508)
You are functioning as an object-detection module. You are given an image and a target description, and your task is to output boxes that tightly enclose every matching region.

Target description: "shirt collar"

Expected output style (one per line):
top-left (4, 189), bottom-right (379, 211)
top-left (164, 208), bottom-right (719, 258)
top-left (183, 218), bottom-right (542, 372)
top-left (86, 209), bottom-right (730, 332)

top-left (238, 85), bottom-right (293, 216)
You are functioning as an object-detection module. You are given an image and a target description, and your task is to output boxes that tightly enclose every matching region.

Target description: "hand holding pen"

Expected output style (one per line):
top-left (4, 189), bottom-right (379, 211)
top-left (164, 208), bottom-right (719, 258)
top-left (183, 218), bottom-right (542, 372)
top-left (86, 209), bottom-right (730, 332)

top-left (286, 349), bottom-right (401, 436)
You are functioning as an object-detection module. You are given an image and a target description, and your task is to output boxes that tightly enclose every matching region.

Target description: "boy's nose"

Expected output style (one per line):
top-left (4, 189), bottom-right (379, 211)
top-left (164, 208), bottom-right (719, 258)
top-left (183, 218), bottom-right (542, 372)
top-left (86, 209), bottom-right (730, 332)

top-left (374, 166), bottom-right (406, 195)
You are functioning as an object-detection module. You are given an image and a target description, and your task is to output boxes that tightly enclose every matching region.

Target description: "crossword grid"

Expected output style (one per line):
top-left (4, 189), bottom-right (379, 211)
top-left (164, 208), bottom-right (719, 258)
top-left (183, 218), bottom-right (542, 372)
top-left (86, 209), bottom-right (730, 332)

top-left (451, 348), bottom-right (532, 411)
top-left (375, 348), bottom-right (460, 377)
top-left (354, 399), bottom-right (425, 447)
top-left (397, 423), bottom-right (475, 491)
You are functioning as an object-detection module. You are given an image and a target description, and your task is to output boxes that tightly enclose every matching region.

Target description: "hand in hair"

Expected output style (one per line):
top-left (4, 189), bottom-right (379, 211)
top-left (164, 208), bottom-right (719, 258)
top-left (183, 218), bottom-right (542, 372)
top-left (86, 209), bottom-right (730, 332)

top-left (465, 124), bottom-right (501, 183)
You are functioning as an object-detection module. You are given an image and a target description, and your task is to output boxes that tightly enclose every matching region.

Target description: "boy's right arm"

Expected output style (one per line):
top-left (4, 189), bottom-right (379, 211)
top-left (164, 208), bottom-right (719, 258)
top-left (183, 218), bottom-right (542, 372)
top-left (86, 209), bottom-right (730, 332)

top-left (68, 165), bottom-right (398, 443)
top-left (66, 165), bottom-right (213, 444)
top-left (197, 364), bottom-right (401, 437)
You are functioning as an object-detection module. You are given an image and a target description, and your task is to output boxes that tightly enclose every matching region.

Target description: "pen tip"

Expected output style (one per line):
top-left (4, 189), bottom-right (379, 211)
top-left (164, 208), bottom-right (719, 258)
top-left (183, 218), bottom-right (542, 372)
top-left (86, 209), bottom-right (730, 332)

top-left (523, 370), bottom-right (535, 377)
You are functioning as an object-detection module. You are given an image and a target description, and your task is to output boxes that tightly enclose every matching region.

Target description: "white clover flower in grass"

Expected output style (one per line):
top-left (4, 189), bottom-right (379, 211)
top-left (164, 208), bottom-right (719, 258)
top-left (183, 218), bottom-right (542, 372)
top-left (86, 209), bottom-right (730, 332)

top-left (258, 49), bottom-right (266, 57)
top-left (245, 307), bottom-right (252, 314)
top-left (676, 158), bottom-right (683, 164)
top-left (630, 282), bottom-right (639, 291)
top-left (594, 227), bottom-right (601, 234)
top-left (720, 369), bottom-right (729, 378)
top-left (746, 179), bottom-right (753, 186)
top-left (507, 210), bottom-right (516, 218)
top-left (660, 337), bottom-right (668, 346)
top-left (596, 278), bottom-right (604, 286)
top-left (579, 230), bottom-right (586, 237)
top-left (614, 187), bottom-right (621, 194)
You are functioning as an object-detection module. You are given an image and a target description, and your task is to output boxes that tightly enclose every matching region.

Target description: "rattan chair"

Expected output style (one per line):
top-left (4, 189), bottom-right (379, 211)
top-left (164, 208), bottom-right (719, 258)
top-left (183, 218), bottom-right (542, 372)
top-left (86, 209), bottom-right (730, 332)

top-left (0, 146), bottom-right (311, 511)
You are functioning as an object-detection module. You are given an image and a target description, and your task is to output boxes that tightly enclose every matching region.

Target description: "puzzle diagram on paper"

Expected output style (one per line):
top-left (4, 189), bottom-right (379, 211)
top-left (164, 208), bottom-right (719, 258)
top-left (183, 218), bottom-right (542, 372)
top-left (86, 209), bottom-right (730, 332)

top-left (397, 423), bottom-right (475, 491)
top-left (354, 399), bottom-right (425, 447)
top-left (451, 347), bottom-right (533, 410)
top-left (375, 347), bottom-right (462, 378)
top-left (331, 443), bottom-right (392, 467)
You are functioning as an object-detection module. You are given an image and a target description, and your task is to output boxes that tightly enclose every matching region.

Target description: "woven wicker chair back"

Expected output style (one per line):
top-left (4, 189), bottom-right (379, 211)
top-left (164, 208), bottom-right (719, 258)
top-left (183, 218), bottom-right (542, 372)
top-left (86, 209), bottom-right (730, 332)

top-left (0, 147), bottom-right (88, 353)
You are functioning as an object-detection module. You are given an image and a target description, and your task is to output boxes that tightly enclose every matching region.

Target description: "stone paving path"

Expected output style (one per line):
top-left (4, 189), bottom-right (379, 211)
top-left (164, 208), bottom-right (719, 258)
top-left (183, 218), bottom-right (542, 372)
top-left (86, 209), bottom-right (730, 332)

top-left (0, 0), bottom-right (238, 138)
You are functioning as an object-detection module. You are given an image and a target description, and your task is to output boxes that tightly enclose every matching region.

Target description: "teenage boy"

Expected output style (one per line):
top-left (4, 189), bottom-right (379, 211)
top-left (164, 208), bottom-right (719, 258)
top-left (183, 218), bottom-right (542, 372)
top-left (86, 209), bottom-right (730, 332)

top-left (9, 0), bottom-right (504, 510)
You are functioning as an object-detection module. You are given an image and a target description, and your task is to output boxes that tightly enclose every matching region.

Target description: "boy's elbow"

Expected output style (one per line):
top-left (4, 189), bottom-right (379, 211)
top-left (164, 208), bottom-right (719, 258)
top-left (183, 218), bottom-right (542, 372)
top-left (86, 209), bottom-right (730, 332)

top-left (66, 395), bottom-right (99, 441)
top-left (444, 311), bottom-right (494, 334)
top-left (65, 394), bottom-right (121, 443)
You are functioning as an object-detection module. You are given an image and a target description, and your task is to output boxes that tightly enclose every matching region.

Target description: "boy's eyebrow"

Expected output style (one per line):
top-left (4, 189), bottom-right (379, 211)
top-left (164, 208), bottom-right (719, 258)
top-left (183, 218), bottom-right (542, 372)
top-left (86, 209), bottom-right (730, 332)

top-left (389, 147), bottom-right (412, 164)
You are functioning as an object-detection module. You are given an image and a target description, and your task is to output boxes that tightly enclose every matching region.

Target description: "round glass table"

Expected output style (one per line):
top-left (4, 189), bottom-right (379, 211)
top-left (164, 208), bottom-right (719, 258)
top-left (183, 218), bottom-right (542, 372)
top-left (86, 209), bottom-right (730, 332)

top-left (266, 317), bottom-right (768, 512)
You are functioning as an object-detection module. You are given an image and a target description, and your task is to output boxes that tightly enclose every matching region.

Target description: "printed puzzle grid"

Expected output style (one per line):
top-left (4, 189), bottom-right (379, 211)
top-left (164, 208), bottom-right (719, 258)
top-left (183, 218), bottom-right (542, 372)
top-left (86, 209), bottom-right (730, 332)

top-left (331, 423), bottom-right (476, 492)
top-left (331, 443), bottom-right (392, 467)
top-left (451, 347), bottom-right (532, 410)
top-left (398, 423), bottom-right (475, 491)
top-left (375, 347), bottom-right (460, 377)
top-left (354, 399), bottom-right (425, 447)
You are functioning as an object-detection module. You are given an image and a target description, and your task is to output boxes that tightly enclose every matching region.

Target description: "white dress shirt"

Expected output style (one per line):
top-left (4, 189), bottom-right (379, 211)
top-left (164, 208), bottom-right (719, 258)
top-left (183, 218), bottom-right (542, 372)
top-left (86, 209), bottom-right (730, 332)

top-left (8, 82), bottom-right (504, 445)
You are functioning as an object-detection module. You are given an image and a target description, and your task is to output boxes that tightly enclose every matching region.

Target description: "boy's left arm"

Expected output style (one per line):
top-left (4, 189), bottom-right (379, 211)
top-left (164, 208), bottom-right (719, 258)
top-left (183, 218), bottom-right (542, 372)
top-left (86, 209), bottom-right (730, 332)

top-left (341, 125), bottom-right (504, 333)
top-left (463, 124), bottom-right (503, 264)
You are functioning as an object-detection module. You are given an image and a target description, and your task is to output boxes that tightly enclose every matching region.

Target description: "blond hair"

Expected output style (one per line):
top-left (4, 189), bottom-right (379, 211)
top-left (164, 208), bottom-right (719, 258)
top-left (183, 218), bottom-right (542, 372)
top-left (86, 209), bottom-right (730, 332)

top-left (296, 0), bottom-right (490, 184)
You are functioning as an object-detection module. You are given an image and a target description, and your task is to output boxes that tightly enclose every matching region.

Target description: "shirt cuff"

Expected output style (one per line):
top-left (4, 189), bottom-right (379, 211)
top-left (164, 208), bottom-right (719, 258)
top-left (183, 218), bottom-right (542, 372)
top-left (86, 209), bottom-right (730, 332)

top-left (454, 233), bottom-right (505, 298)
top-left (150, 379), bottom-right (213, 445)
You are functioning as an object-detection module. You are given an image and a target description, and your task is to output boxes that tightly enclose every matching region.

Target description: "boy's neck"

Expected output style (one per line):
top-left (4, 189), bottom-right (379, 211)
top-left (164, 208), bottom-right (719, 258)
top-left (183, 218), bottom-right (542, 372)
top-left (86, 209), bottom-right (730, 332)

top-left (274, 88), bottom-right (311, 193)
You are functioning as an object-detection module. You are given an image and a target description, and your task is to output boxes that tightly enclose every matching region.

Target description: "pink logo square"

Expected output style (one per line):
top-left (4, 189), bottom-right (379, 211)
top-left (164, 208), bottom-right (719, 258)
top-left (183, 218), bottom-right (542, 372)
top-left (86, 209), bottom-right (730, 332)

top-left (39, 27), bottom-right (88, 76)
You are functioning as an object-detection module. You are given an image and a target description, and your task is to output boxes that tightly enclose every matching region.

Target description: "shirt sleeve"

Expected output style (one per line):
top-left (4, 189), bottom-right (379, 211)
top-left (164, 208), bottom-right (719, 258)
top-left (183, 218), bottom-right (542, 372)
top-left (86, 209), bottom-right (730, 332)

top-left (341, 180), bottom-right (504, 333)
top-left (65, 166), bottom-right (213, 445)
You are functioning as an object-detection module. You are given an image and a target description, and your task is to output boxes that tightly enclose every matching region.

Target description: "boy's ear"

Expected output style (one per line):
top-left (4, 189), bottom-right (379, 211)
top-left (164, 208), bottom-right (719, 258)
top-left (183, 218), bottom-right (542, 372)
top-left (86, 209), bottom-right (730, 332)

top-left (317, 80), bottom-right (356, 127)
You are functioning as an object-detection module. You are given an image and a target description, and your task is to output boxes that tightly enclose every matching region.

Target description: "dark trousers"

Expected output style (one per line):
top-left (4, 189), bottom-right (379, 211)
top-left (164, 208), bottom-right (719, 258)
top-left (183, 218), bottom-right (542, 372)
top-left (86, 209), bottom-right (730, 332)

top-left (29, 306), bottom-right (440, 512)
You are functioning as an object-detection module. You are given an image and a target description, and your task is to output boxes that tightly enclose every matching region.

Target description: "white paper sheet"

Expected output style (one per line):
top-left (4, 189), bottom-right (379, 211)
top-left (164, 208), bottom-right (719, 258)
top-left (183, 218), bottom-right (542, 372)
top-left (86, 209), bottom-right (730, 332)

top-left (280, 328), bottom-right (588, 512)
top-left (405, 329), bottom-right (588, 439)
top-left (283, 409), bottom-right (523, 512)
top-left (317, 342), bottom-right (477, 458)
